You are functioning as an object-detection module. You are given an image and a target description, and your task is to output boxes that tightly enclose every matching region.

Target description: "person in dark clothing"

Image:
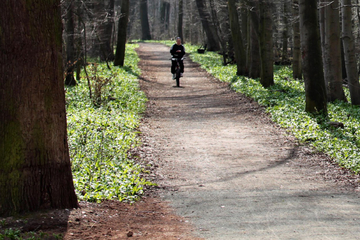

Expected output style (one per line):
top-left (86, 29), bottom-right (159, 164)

top-left (170, 37), bottom-right (186, 79)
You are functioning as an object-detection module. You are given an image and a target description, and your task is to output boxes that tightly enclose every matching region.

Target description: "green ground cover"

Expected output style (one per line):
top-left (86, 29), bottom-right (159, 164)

top-left (66, 44), bottom-right (152, 203)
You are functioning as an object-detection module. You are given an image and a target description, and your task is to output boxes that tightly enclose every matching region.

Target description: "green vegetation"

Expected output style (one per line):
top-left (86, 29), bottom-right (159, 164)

top-left (0, 228), bottom-right (62, 240)
top-left (186, 48), bottom-right (360, 174)
top-left (66, 44), bottom-right (153, 203)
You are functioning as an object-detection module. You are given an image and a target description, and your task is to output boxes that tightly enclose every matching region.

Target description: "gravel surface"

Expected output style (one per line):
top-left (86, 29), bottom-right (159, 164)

top-left (137, 42), bottom-right (360, 240)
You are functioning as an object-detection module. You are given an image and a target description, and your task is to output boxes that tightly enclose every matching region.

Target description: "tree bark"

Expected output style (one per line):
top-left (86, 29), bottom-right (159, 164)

top-left (292, 0), bottom-right (302, 79)
top-left (282, 0), bottom-right (290, 62)
top-left (342, 0), bottom-right (360, 105)
top-left (323, 0), bottom-right (346, 102)
top-left (75, 4), bottom-right (84, 81)
top-left (98, 0), bottom-right (115, 62)
top-left (209, 0), bottom-right (227, 63)
top-left (178, 0), bottom-right (184, 40)
top-left (241, 6), bottom-right (249, 63)
top-left (195, 0), bottom-right (220, 51)
top-left (299, 0), bottom-right (328, 114)
top-left (228, 0), bottom-right (247, 75)
top-left (259, 0), bottom-right (274, 87)
top-left (64, 1), bottom-right (77, 86)
top-left (249, 12), bottom-right (261, 79)
top-left (114, 0), bottom-right (130, 66)
top-left (140, 0), bottom-right (152, 40)
top-left (0, 0), bottom-right (78, 216)
top-left (160, 1), bottom-right (170, 33)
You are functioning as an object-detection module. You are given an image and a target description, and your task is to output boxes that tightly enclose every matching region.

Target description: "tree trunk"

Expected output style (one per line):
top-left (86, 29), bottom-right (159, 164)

top-left (0, 0), bottom-right (78, 216)
top-left (75, 4), bottom-right (84, 81)
top-left (160, 1), bottom-right (170, 33)
top-left (323, 0), bottom-right (346, 102)
top-left (292, 0), bottom-right (302, 79)
top-left (342, 0), bottom-right (360, 105)
top-left (259, 0), bottom-right (274, 87)
top-left (195, 0), bottom-right (220, 51)
top-left (114, 0), bottom-right (130, 66)
top-left (64, 1), bottom-right (76, 86)
top-left (341, 41), bottom-right (347, 79)
top-left (209, 0), bottom-right (227, 63)
top-left (178, 0), bottom-right (184, 40)
top-left (99, 0), bottom-right (115, 62)
top-left (249, 13), bottom-right (261, 79)
top-left (241, 6), bottom-right (249, 63)
top-left (299, 0), bottom-right (328, 114)
top-left (319, 0), bottom-right (328, 96)
top-left (140, 0), bottom-right (152, 40)
top-left (282, 0), bottom-right (290, 62)
top-left (228, 0), bottom-right (247, 75)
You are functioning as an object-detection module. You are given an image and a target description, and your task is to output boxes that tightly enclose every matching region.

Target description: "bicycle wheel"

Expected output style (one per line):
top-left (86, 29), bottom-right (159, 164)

top-left (176, 68), bottom-right (180, 87)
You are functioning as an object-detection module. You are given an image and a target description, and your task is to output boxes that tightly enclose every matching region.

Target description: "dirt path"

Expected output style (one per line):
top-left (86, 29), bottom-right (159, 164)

top-left (137, 43), bottom-right (360, 239)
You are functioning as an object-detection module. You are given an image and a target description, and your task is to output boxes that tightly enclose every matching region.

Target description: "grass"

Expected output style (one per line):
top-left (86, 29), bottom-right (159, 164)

top-left (183, 46), bottom-right (360, 174)
top-left (66, 44), bottom-right (153, 203)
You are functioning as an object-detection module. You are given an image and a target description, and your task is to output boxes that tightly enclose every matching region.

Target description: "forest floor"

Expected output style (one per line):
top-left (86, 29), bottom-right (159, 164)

top-left (2, 42), bottom-right (360, 239)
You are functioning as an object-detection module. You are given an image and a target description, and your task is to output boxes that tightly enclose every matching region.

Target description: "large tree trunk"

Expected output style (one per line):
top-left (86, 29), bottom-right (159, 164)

top-left (299, 0), bottom-right (328, 114)
top-left (0, 0), bottom-right (78, 216)
top-left (323, 0), bottom-right (346, 102)
top-left (195, 0), bottom-right (220, 51)
top-left (140, 0), bottom-right (152, 40)
top-left (114, 0), bottom-right (130, 66)
top-left (64, 1), bottom-right (77, 86)
top-left (259, 0), bottom-right (274, 87)
top-left (342, 0), bottom-right (360, 105)
top-left (292, 0), bottom-right (302, 79)
top-left (98, 0), bottom-right (115, 62)
top-left (228, 0), bottom-right (247, 75)
top-left (178, 0), bottom-right (184, 40)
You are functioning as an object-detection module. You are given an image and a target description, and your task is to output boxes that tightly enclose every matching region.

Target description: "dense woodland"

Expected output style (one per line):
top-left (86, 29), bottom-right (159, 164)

top-left (2, 0), bottom-right (360, 217)
top-left (60, 0), bottom-right (360, 110)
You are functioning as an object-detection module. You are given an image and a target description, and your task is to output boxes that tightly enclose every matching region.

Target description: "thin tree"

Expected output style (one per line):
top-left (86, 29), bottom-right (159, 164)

top-left (292, 0), bottom-right (302, 79)
top-left (342, 0), bottom-right (360, 105)
top-left (64, 0), bottom-right (76, 86)
top-left (140, 0), bottom-right (152, 40)
top-left (114, 0), bottom-right (130, 66)
top-left (249, 12), bottom-right (261, 79)
top-left (195, 0), bottom-right (220, 51)
top-left (282, 0), bottom-right (290, 62)
top-left (0, 0), bottom-right (78, 216)
top-left (323, 0), bottom-right (346, 102)
top-left (299, 0), bottom-right (328, 114)
top-left (259, 0), bottom-right (274, 87)
top-left (160, 1), bottom-right (170, 34)
top-left (98, 0), bottom-right (115, 62)
top-left (228, 0), bottom-right (247, 75)
top-left (178, 0), bottom-right (184, 40)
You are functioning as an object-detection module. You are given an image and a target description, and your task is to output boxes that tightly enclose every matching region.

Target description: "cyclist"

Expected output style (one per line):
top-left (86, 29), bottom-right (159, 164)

top-left (170, 37), bottom-right (186, 79)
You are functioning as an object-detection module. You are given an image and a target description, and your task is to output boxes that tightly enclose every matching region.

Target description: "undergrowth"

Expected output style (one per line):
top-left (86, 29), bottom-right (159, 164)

top-left (66, 44), bottom-right (153, 203)
top-left (187, 48), bottom-right (360, 174)
top-left (0, 228), bottom-right (62, 240)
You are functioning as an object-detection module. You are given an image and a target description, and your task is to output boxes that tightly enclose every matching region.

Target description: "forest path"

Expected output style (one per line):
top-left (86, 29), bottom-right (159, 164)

top-left (137, 43), bottom-right (360, 240)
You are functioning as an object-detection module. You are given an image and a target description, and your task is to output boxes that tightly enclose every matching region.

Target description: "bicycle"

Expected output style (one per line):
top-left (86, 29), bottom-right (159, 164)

top-left (171, 57), bottom-right (184, 87)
